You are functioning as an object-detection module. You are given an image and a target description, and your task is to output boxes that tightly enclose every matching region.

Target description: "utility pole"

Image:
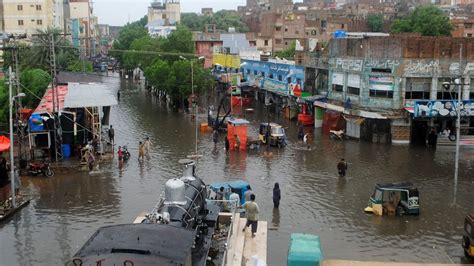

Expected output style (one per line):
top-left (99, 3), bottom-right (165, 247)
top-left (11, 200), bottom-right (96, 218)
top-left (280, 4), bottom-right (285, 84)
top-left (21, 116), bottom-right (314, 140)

top-left (8, 67), bottom-right (16, 208)
top-left (11, 40), bottom-right (23, 164)
top-left (49, 33), bottom-right (63, 162)
top-left (453, 43), bottom-right (463, 205)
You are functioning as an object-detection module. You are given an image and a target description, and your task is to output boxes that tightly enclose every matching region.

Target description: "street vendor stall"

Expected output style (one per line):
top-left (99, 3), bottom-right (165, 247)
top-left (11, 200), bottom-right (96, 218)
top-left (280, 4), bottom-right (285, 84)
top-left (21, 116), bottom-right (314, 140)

top-left (227, 118), bottom-right (249, 151)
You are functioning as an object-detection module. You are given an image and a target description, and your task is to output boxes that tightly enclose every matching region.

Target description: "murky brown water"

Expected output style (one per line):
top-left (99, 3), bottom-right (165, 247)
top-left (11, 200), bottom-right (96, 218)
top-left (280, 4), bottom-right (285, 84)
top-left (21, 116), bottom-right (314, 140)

top-left (1, 76), bottom-right (474, 266)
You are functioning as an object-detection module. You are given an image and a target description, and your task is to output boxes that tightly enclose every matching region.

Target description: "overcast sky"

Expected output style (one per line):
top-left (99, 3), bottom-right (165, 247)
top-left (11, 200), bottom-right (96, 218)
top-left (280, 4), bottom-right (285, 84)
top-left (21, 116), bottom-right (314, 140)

top-left (93, 0), bottom-right (247, 26)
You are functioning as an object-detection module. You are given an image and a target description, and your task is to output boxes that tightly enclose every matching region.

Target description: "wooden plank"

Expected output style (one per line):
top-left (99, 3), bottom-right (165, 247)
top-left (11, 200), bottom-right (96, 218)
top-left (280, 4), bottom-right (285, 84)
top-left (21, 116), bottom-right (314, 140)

top-left (243, 221), bottom-right (267, 266)
top-left (322, 260), bottom-right (471, 266)
top-left (232, 218), bottom-right (247, 266)
top-left (225, 212), bottom-right (242, 266)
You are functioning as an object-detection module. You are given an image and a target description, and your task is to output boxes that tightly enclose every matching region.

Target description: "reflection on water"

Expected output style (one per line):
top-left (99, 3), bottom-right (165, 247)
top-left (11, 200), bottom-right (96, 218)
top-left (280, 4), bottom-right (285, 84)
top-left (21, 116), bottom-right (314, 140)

top-left (1, 77), bottom-right (474, 265)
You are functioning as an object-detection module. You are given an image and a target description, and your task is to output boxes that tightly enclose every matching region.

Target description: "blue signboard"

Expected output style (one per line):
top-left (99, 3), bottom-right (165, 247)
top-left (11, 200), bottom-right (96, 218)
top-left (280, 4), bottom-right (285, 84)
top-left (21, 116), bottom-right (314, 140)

top-left (241, 59), bottom-right (304, 96)
top-left (414, 100), bottom-right (474, 118)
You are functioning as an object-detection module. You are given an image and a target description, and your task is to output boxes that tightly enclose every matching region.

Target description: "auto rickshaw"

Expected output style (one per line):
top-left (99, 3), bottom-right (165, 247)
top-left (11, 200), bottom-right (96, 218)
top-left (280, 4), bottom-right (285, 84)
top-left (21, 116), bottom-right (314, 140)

top-left (462, 214), bottom-right (474, 257)
top-left (259, 122), bottom-right (286, 148)
top-left (364, 182), bottom-right (419, 216)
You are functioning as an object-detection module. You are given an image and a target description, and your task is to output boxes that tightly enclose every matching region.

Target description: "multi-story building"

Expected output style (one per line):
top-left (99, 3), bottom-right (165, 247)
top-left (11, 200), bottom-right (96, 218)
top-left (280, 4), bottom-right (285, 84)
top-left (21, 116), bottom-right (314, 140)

top-left (69, 0), bottom-right (98, 56)
top-left (452, 18), bottom-right (474, 38)
top-left (303, 35), bottom-right (474, 145)
top-left (146, 0), bottom-right (180, 37)
top-left (0, 0), bottom-right (67, 36)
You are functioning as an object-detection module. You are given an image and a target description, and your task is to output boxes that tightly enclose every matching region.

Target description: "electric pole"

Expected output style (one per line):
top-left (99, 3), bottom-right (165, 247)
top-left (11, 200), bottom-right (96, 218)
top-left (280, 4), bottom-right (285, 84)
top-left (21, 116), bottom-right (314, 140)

top-left (49, 33), bottom-right (63, 162)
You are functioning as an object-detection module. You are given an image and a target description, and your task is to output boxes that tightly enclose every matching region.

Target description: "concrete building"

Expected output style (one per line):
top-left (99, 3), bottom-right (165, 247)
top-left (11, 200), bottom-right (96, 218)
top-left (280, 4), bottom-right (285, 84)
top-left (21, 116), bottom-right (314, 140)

top-left (451, 18), bottom-right (474, 38)
top-left (69, 0), bottom-right (98, 56)
top-left (147, 0), bottom-right (180, 24)
top-left (304, 35), bottom-right (474, 145)
top-left (0, 0), bottom-right (68, 36)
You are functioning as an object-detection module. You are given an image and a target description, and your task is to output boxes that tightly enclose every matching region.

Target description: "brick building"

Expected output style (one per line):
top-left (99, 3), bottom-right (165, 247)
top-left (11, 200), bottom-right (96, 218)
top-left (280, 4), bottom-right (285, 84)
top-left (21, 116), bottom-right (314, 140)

top-left (451, 18), bottom-right (474, 38)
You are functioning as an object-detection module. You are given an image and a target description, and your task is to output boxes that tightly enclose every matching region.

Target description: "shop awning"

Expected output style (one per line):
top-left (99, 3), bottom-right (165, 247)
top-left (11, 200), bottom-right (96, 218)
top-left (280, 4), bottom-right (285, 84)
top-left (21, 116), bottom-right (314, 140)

top-left (0, 135), bottom-right (11, 152)
top-left (314, 101), bottom-right (388, 119)
top-left (34, 85), bottom-right (68, 114)
top-left (63, 83), bottom-right (118, 108)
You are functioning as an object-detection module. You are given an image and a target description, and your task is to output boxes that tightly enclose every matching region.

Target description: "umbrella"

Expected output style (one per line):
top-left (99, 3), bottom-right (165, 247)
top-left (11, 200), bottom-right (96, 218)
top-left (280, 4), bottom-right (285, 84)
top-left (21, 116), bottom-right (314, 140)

top-left (0, 135), bottom-right (11, 152)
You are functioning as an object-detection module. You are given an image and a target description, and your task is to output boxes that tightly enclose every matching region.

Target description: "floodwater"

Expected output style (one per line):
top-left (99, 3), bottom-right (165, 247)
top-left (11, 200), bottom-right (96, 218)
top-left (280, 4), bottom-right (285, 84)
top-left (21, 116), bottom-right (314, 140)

top-left (1, 76), bottom-right (474, 266)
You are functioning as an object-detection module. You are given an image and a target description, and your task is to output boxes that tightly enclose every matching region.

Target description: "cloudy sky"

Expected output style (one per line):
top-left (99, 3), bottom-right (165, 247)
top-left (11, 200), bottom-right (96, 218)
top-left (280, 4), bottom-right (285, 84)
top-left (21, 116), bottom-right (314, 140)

top-left (93, 0), bottom-right (247, 26)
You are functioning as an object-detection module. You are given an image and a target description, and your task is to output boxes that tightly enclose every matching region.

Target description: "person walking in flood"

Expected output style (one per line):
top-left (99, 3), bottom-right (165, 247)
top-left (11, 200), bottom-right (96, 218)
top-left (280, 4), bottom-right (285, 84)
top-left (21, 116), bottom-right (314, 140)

top-left (242, 194), bottom-right (260, 237)
top-left (244, 185), bottom-right (253, 203)
top-left (225, 136), bottom-right (230, 152)
top-left (337, 158), bottom-right (348, 177)
top-left (212, 130), bottom-right (218, 146)
top-left (117, 146), bottom-right (124, 170)
top-left (234, 134), bottom-right (241, 150)
top-left (138, 141), bottom-right (145, 161)
top-left (117, 90), bottom-right (121, 101)
top-left (273, 182), bottom-right (281, 208)
top-left (303, 133), bottom-right (310, 149)
top-left (87, 150), bottom-right (95, 172)
top-left (298, 124), bottom-right (304, 141)
top-left (108, 125), bottom-right (115, 145)
top-left (144, 137), bottom-right (152, 157)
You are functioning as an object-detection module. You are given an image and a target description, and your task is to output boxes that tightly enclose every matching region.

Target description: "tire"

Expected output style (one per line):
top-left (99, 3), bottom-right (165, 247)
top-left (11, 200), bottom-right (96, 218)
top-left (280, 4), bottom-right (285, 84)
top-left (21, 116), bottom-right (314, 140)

top-left (44, 168), bottom-right (54, 177)
top-left (449, 134), bottom-right (457, 141)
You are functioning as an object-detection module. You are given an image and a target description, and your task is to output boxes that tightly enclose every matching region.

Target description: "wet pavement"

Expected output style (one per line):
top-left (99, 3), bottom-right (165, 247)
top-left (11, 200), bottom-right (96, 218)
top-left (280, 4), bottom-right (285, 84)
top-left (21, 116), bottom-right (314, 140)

top-left (1, 76), bottom-right (474, 265)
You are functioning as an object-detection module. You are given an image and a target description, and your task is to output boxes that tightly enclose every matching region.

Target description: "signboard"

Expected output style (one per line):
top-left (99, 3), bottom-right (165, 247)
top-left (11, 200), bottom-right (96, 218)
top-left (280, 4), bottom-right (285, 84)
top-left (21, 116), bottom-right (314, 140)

top-left (413, 100), bottom-right (474, 118)
top-left (369, 76), bottom-right (394, 91)
top-left (332, 73), bottom-right (344, 85)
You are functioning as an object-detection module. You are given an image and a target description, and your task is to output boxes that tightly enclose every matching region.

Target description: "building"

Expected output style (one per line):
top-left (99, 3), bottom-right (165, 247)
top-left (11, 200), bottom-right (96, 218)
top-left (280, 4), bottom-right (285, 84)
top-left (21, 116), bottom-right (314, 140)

top-left (201, 8), bottom-right (213, 17)
top-left (304, 35), bottom-right (474, 145)
top-left (146, 0), bottom-right (180, 37)
top-left (0, 0), bottom-right (68, 36)
top-left (193, 27), bottom-right (222, 68)
top-left (147, 0), bottom-right (180, 24)
top-left (69, 0), bottom-right (98, 57)
top-left (451, 18), bottom-right (474, 38)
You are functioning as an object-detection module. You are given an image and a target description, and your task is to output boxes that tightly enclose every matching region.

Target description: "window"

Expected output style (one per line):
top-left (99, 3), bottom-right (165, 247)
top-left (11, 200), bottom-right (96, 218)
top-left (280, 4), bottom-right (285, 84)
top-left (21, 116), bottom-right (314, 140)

top-left (437, 91), bottom-right (458, 100)
top-left (341, 24), bottom-right (345, 29)
top-left (36, 4), bottom-right (41, 10)
top-left (275, 39), bottom-right (281, 44)
top-left (264, 40), bottom-right (268, 46)
top-left (370, 90), bottom-right (393, 98)
top-left (333, 84), bottom-right (343, 92)
top-left (246, 69), bottom-right (250, 74)
top-left (278, 75), bottom-right (282, 81)
top-left (468, 34), bottom-right (473, 38)
top-left (37, 19), bottom-right (42, 25)
top-left (295, 30), bottom-right (299, 34)
top-left (285, 42), bottom-right (288, 45)
top-left (347, 87), bottom-right (360, 95)
top-left (276, 27), bottom-right (281, 31)
top-left (465, 23), bottom-right (473, 29)
top-left (268, 73), bottom-right (273, 79)
top-left (254, 70), bottom-right (258, 75)
top-left (261, 72), bottom-right (265, 77)
top-left (405, 79), bottom-right (430, 100)
top-left (17, 5), bottom-right (23, 11)
top-left (284, 28), bottom-right (288, 32)
top-left (372, 68), bottom-right (391, 73)
top-left (18, 20), bottom-right (24, 26)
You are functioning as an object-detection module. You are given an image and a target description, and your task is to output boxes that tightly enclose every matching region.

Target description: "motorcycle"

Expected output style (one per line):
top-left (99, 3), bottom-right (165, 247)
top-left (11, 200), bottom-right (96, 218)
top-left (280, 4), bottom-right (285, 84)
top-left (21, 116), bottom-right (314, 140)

top-left (330, 130), bottom-right (345, 141)
top-left (122, 145), bottom-right (131, 161)
top-left (28, 161), bottom-right (54, 177)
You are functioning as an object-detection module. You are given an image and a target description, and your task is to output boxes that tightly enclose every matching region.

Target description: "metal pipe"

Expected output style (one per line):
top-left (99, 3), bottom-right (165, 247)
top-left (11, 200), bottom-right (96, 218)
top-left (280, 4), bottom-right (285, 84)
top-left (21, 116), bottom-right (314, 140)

top-left (8, 67), bottom-right (16, 208)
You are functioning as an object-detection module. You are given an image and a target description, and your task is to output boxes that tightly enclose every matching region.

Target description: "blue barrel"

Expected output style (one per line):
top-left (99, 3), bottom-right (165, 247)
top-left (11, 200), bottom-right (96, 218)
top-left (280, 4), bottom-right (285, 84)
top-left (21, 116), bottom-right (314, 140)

top-left (61, 144), bottom-right (71, 158)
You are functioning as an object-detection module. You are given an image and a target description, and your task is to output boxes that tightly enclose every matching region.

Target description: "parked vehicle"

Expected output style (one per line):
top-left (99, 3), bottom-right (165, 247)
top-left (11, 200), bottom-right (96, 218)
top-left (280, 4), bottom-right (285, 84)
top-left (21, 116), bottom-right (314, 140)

top-left (364, 182), bottom-right (419, 216)
top-left (259, 122), bottom-right (286, 148)
top-left (122, 145), bottom-right (131, 161)
top-left (209, 180), bottom-right (250, 206)
top-left (463, 214), bottom-right (474, 257)
top-left (28, 161), bottom-right (54, 177)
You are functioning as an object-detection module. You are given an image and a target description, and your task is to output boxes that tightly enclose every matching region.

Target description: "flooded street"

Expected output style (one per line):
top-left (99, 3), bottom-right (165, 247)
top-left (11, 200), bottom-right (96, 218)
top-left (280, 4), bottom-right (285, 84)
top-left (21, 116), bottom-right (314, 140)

top-left (1, 76), bottom-right (474, 266)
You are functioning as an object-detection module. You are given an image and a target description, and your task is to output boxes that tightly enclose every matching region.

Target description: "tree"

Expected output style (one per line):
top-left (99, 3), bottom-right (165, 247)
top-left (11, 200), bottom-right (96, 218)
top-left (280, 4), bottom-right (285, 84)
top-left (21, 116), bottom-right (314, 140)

top-left (180, 11), bottom-right (249, 32)
top-left (20, 69), bottom-right (51, 108)
top-left (275, 41), bottom-right (296, 60)
top-left (391, 5), bottom-right (453, 36)
top-left (0, 79), bottom-right (9, 123)
top-left (367, 14), bottom-right (384, 32)
top-left (161, 25), bottom-right (195, 54)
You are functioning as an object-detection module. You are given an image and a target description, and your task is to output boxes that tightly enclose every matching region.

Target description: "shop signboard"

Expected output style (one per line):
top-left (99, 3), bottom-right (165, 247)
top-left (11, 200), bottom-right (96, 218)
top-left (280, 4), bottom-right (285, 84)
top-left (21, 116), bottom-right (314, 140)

top-left (414, 100), bottom-right (474, 118)
top-left (369, 76), bottom-right (394, 91)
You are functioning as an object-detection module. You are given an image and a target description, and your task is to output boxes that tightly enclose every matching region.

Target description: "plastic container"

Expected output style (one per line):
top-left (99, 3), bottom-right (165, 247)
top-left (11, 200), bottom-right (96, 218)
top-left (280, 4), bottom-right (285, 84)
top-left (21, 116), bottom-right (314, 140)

top-left (61, 144), bottom-right (71, 158)
top-left (287, 233), bottom-right (322, 266)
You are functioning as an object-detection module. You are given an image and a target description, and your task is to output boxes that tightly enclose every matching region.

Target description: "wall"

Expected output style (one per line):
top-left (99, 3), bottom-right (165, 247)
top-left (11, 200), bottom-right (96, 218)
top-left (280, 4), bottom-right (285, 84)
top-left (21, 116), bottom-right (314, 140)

top-left (1, 0), bottom-right (52, 35)
top-left (212, 53), bottom-right (241, 69)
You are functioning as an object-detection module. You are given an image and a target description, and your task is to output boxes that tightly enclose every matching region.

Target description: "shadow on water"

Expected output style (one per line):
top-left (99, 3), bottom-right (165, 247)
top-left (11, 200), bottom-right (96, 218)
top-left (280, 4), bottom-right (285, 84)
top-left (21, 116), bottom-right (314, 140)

top-left (1, 76), bottom-right (474, 265)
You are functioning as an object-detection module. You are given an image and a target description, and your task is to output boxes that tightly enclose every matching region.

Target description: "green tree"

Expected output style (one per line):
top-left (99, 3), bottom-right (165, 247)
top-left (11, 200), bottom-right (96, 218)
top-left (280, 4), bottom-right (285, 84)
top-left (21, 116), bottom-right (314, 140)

top-left (161, 25), bottom-right (195, 54)
top-left (275, 41), bottom-right (296, 60)
top-left (20, 69), bottom-right (51, 108)
top-left (0, 79), bottom-right (8, 123)
top-left (367, 14), bottom-right (384, 32)
top-left (181, 11), bottom-right (249, 32)
top-left (391, 5), bottom-right (453, 36)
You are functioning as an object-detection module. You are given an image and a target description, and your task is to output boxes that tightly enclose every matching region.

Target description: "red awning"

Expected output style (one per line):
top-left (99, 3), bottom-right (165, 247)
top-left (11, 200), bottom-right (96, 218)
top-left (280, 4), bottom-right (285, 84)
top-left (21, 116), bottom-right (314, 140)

top-left (0, 135), bottom-right (11, 152)
top-left (34, 85), bottom-right (68, 114)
